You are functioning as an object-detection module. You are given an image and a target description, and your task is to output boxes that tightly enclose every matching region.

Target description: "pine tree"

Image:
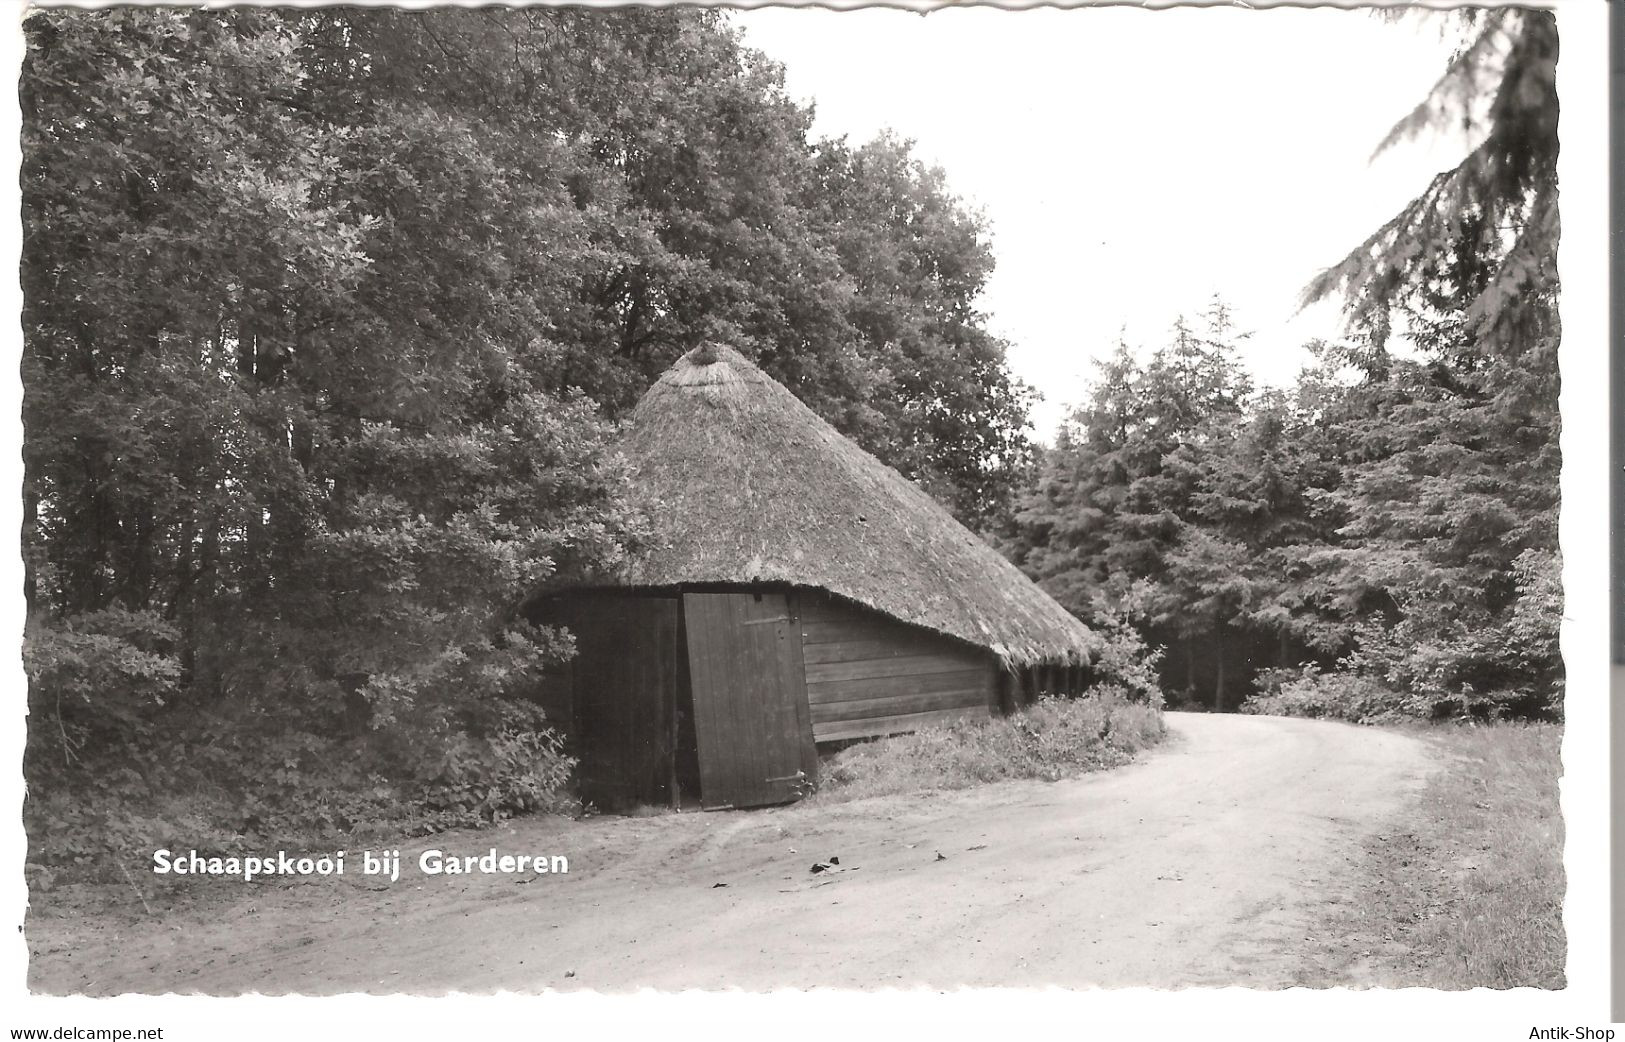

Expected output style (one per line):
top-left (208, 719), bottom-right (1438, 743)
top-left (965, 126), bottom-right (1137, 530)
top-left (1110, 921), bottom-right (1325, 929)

top-left (1302, 8), bottom-right (1557, 365)
top-left (1293, 8), bottom-right (1561, 718)
top-left (1004, 303), bottom-right (1255, 706)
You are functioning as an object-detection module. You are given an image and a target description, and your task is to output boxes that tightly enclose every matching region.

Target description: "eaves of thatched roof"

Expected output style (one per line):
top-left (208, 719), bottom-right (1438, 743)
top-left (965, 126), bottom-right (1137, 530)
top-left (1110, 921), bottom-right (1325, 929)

top-left (609, 343), bottom-right (1099, 669)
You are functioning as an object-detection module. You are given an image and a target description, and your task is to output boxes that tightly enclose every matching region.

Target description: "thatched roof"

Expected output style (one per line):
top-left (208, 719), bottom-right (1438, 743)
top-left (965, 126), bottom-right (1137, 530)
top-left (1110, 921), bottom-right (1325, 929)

top-left (611, 343), bottom-right (1099, 668)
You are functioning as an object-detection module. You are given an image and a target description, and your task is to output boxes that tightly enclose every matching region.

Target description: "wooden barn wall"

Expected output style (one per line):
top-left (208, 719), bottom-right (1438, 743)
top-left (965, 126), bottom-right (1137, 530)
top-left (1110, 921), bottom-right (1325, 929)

top-left (794, 590), bottom-right (996, 742)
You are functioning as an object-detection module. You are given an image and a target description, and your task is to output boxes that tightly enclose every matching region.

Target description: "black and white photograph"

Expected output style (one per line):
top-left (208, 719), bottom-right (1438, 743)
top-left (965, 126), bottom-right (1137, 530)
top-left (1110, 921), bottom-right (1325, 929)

top-left (6, 0), bottom-right (1611, 1031)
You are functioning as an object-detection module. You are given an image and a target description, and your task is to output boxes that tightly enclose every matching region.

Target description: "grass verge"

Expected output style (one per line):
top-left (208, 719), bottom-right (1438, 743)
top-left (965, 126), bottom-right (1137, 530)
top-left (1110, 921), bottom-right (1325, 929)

top-left (1294, 721), bottom-right (1564, 989)
top-left (810, 688), bottom-right (1165, 804)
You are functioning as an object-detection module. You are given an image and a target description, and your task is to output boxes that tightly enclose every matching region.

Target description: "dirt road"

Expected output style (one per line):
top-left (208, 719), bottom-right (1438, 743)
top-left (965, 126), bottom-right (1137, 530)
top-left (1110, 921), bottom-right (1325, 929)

top-left (28, 713), bottom-right (1437, 993)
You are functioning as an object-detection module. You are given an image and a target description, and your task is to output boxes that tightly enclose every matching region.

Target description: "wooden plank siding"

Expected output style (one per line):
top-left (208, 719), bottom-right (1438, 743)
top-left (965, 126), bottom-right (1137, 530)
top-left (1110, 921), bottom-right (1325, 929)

top-left (807, 668), bottom-right (990, 703)
top-left (795, 590), bottom-right (995, 742)
top-left (813, 707), bottom-right (987, 744)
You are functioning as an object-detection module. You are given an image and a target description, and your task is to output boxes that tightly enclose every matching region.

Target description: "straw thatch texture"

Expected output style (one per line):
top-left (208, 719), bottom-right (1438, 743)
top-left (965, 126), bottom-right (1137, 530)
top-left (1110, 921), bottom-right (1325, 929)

top-left (616, 344), bottom-right (1100, 668)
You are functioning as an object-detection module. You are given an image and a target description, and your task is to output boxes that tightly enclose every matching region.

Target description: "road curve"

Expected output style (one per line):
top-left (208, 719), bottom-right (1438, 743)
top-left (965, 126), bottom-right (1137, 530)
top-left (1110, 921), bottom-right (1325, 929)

top-left (30, 713), bottom-right (1437, 993)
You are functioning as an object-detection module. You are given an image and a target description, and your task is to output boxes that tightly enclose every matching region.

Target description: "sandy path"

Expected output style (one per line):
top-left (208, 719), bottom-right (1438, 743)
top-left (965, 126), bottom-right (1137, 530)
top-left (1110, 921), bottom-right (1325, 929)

top-left (28, 713), bottom-right (1436, 993)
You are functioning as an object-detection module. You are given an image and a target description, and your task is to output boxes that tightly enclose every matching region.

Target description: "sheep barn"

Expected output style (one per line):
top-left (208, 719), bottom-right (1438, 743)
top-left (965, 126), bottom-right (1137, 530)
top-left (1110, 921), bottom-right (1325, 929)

top-left (524, 344), bottom-right (1101, 812)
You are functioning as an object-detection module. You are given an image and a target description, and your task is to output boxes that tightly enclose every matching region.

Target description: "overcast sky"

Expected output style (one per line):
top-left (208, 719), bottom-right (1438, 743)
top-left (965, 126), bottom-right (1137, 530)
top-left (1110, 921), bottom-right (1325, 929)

top-left (731, 6), bottom-right (1470, 437)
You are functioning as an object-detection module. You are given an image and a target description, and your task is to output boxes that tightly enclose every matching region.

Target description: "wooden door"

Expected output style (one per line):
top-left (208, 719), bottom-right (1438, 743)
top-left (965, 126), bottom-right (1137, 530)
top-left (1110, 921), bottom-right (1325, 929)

top-left (683, 591), bottom-right (817, 809)
top-left (570, 596), bottom-right (680, 811)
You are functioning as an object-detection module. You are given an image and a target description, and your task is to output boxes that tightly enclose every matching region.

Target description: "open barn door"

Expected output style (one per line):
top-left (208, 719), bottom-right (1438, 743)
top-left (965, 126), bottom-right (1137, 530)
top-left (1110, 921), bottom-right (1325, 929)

top-left (566, 596), bottom-right (680, 812)
top-left (682, 591), bottom-right (817, 809)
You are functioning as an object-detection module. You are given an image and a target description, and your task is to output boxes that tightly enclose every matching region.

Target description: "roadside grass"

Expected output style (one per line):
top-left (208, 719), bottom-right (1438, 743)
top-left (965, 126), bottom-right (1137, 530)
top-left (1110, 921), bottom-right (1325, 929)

top-left (810, 689), bottom-right (1165, 804)
top-left (1423, 723), bottom-right (1565, 988)
top-left (1298, 721), bottom-right (1564, 989)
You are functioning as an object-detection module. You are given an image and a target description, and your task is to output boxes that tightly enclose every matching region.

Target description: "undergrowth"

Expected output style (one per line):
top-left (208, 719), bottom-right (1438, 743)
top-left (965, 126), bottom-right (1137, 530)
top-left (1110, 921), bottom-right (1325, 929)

top-left (24, 710), bottom-right (581, 890)
top-left (1397, 723), bottom-right (1564, 988)
top-left (1244, 661), bottom-right (1562, 724)
top-left (812, 686), bottom-right (1165, 803)
top-left (1292, 721), bottom-right (1564, 989)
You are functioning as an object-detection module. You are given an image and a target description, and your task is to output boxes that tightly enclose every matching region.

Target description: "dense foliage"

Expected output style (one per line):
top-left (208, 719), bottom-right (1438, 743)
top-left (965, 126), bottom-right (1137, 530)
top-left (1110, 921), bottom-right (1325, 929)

top-left (21, 7), bottom-right (1037, 874)
top-left (1004, 10), bottom-right (1560, 722)
top-left (1005, 304), bottom-right (1559, 721)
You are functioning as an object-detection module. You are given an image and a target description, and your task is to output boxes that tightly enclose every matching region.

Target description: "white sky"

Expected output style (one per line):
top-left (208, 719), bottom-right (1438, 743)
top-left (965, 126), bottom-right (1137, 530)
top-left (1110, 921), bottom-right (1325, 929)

top-left (732, 6), bottom-right (1471, 438)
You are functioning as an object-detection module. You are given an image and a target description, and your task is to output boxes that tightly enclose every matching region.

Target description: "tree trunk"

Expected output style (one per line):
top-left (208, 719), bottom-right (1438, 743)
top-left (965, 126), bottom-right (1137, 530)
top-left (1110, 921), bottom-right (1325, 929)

top-left (126, 508), bottom-right (153, 610)
top-left (1212, 619), bottom-right (1226, 712)
top-left (291, 417), bottom-right (315, 470)
top-left (22, 484), bottom-right (38, 615)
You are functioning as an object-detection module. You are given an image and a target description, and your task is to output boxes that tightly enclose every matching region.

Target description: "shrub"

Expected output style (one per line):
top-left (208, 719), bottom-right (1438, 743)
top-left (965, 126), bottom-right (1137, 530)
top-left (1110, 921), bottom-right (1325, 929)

top-left (816, 686), bottom-right (1165, 802)
top-left (23, 613), bottom-right (584, 880)
top-left (1243, 664), bottom-right (1410, 723)
top-left (1245, 656), bottom-right (1553, 725)
top-left (23, 608), bottom-right (182, 762)
top-left (1084, 601), bottom-right (1166, 707)
top-left (1279, 549), bottom-right (1565, 724)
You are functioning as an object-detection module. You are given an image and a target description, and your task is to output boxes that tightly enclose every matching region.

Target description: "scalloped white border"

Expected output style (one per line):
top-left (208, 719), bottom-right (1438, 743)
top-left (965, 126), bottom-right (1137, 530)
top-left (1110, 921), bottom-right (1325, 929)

top-left (1, 1), bottom-right (1607, 1036)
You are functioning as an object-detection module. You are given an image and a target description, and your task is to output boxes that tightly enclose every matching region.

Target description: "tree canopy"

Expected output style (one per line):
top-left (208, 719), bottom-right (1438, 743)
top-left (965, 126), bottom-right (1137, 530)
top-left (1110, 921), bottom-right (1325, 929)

top-left (1004, 10), bottom-right (1561, 720)
top-left (21, 7), bottom-right (1037, 870)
